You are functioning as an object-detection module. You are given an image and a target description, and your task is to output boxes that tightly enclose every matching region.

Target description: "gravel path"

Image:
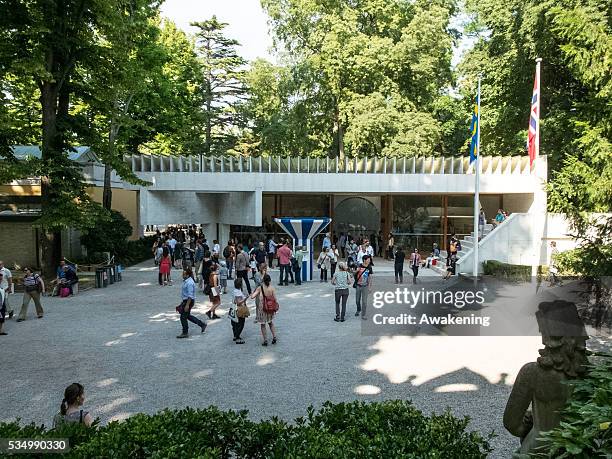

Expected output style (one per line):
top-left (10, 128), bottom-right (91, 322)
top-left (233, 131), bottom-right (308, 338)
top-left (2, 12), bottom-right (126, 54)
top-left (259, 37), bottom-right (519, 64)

top-left (2, 259), bottom-right (553, 457)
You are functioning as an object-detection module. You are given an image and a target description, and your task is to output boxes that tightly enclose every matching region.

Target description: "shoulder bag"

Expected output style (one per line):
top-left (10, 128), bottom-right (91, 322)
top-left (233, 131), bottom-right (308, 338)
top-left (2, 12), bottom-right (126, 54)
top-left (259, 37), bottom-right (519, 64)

top-left (261, 288), bottom-right (279, 313)
top-left (236, 300), bottom-right (250, 318)
top-left (353, 269), bottom-right (365, 288)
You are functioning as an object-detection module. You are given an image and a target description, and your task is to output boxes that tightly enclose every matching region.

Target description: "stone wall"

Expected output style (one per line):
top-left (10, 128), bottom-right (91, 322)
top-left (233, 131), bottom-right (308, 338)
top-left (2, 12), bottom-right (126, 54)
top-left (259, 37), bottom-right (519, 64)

top-left (0, 220), bottom-right (38, 268)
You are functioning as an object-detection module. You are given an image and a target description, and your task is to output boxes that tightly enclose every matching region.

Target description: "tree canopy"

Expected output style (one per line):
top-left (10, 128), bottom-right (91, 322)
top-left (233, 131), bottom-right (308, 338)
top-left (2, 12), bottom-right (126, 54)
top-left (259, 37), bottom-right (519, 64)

top-left (0, 0), bottom-right (609, 275)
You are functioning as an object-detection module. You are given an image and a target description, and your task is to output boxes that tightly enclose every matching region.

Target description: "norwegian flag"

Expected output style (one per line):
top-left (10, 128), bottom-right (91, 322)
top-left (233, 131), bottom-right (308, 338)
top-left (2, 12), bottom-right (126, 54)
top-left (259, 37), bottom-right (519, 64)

top-left (527, 60), bottom-right (541, 167)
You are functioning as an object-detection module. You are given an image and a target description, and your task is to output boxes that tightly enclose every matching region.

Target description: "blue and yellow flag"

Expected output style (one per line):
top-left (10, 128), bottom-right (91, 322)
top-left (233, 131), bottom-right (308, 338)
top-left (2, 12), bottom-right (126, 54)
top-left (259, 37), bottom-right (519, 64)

top-left (469, 95), bottom-right (479, 164)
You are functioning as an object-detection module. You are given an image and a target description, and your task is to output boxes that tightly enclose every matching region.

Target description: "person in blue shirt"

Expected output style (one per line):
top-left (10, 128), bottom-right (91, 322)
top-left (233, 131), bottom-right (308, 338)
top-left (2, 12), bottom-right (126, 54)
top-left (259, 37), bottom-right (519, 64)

top-left (176, 267), bottom-right (207, 339)
top-left (322, 233), bottom-right (331, 250)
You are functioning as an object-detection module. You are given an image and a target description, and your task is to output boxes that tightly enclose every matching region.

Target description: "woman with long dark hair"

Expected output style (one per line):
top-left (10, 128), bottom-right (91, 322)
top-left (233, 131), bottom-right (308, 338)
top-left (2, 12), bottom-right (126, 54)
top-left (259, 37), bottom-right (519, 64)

top-left (159, 246), bottom-right (172, 286)
top-left (52, 383), bottom-right (94, 427)
top-left (249, 274), bottom-right (278, 346)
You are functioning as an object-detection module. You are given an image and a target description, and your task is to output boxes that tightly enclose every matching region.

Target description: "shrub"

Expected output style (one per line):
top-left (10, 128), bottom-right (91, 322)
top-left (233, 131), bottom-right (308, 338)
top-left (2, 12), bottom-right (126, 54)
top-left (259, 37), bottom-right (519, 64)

top-left (536, 356), bottom-right (612, 458)
top-left (117, 235), bottom-right (157, 266)
top-left (80, 210), bottom-right (132, 257)
top-left (482, 260), bottom-right (531, 281)
top-left (0, 401), bottom-right (492, 458)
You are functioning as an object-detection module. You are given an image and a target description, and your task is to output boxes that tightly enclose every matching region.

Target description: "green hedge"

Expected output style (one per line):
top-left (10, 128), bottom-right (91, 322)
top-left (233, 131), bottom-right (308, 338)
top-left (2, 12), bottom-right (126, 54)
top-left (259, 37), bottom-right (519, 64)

top-left (482, 260), bottom-right (532, 281)
top-left (117, 235), bottom-right (157, 266)
top-left (0, 401), bottom-right (493, 458)
top-left (536, 356), bottom-right (612, 458)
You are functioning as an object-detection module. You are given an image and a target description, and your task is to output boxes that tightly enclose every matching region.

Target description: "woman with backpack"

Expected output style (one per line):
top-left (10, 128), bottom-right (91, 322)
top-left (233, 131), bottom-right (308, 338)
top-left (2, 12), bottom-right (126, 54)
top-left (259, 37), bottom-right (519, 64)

top-left (17, 267), bottom-right (45, 322)
top-left (249, 273), bottom-right (278, 346)
top-left (53, 383), bottom-right (94, 428)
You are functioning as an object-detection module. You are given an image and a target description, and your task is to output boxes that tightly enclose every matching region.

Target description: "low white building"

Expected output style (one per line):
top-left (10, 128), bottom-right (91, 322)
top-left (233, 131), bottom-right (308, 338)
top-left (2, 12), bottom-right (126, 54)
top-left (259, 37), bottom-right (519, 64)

top-left (122, 153), bottom-right (575, 273)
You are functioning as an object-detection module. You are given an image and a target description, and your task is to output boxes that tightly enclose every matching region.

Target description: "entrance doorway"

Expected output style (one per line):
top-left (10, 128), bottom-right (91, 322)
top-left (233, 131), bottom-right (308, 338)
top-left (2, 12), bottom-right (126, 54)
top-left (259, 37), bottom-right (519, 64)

top-left (334, 197), bottom-right (380, 240)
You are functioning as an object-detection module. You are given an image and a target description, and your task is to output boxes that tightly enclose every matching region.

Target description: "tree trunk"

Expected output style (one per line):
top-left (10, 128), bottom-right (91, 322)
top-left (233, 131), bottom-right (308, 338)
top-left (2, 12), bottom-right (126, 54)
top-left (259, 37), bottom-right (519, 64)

top-left (39, 82), bottom-right (61, 278)
top-left (103, 119), bottom-right (117, 210)
top-left (334, 103), bottom-right (345, 162)
top-left (102, 163), bottom-right (112, 210)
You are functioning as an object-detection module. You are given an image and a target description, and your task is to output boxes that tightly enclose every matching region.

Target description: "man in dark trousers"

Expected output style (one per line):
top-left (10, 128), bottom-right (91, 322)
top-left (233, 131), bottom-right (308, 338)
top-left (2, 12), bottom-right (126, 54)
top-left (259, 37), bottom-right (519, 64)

top-left (254, 242), bottom-right (267, 267)
top-left (394, 246), bottom-right (405, 284)
top-left (176, 267), bottom-right (206, 339)
top-left (235, 246), bottom-right (252, 294)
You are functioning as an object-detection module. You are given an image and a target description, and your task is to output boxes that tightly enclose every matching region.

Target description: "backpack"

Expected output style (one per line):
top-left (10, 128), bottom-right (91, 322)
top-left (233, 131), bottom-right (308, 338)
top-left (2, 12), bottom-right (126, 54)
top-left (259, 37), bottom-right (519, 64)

top-left (261, 289), bottom-right (279, 313)
top-left (59, 287), bottom-right (70, 297)
top-left (223, 246), bottom-right (230, 258)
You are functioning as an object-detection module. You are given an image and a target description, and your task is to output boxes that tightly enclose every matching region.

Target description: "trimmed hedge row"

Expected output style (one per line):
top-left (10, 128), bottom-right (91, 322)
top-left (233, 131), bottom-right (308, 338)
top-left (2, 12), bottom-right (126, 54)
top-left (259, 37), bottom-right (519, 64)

top-left (482, 260), bottom-right (532, 281)
top-left (0, 401), bottom-right (493, 458)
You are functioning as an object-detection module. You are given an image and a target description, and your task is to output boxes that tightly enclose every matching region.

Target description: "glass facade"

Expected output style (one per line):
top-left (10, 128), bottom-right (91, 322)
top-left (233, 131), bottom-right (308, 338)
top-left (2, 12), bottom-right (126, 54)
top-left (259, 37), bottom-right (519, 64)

top-left (231, 193), bottom-right (502, 253)
top-left (447, 195), bottom-right (474, 238)
top-left (334, 197), bottom-right (380, 237)
top-left (392, 195), bottom-right (443, 252)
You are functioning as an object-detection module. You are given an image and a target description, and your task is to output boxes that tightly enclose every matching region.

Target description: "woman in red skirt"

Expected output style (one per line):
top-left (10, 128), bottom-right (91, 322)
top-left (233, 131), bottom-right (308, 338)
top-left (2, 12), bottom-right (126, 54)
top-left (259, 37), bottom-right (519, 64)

top-left (159, 247), bottom-right (172, 286)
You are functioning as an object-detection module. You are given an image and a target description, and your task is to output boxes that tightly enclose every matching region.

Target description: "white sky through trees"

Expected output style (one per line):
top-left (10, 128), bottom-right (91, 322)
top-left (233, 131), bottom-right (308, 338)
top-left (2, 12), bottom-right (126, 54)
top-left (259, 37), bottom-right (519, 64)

top-left (161, 1), bottom-right (473, 73)
top-left (160, 0), bottom-right (274, 62)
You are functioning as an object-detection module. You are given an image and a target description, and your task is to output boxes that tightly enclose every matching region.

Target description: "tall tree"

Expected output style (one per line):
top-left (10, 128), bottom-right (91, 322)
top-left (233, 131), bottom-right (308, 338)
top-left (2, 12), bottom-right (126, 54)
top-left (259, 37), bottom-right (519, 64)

top-left (545, 0), bottom-right (612, 284)
top-left (192, 17), bottom-right (247, 157)
top-left (125, 19), bottom-right (207, 156)
top-left (261, 0), bottom-right (457, 158)
top-left (75, 1), bottom-right (161, 209)
top-left (0, 0), bottom-right (121, 275)
top-left (458, 0), bottom-right (606, 169)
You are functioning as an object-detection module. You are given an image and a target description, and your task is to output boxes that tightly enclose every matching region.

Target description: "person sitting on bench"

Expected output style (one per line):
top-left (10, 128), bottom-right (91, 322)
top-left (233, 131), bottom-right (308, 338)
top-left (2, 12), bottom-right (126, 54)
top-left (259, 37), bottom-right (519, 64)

top-left (61, 265), bottom-right (79, 296)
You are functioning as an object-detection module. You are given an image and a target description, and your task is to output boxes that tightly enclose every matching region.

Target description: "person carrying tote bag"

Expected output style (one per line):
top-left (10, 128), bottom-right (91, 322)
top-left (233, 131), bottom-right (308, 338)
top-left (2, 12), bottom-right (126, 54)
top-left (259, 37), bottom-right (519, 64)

top-left (317, 248), bottom-right (331, 282)
top-left (229, 278), bottom-right (247, 344)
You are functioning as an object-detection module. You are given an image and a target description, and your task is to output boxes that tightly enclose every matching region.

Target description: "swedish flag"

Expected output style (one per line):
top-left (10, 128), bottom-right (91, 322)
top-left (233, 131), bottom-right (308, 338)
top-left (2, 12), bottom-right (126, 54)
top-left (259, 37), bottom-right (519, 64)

top-left (469, 95), bottom-right (479, 164)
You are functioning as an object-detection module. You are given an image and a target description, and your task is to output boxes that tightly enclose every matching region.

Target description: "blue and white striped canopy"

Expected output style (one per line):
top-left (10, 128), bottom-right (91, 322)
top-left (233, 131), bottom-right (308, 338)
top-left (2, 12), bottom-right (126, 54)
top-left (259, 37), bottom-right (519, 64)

top-left (274, 217), bottom-right (331, 241)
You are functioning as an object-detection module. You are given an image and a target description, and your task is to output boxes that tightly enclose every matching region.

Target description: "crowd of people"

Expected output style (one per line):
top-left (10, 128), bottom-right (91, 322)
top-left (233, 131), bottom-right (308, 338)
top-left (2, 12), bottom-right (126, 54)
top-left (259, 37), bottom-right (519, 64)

top-left (150, 227), bottom-right (470, 341)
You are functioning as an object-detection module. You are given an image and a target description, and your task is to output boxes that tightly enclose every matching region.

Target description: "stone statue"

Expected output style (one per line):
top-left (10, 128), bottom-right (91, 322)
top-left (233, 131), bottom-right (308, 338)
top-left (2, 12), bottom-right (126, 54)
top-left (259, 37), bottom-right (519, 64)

top-left (503, 300), bottom-right (589, 456)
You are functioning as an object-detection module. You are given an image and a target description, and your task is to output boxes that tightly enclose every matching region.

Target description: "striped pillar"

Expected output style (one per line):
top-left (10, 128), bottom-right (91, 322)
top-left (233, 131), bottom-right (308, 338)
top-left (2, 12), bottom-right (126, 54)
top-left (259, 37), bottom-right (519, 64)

top-left (274, 217), bottom-right (332, 282)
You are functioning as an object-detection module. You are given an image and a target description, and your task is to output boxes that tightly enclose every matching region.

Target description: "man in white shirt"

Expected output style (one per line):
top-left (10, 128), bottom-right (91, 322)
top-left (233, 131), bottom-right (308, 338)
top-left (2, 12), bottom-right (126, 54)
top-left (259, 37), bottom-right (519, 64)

top-left (0, 261), bottom-right (13, 319)
top-left (267, 237), bottom-right (277, 269)
top-left (212, 240), bottom-right (221, 256)
top-left (168, 236), bottom-right (177, 264)
top-left (357, 240), bottom-right (375, 266)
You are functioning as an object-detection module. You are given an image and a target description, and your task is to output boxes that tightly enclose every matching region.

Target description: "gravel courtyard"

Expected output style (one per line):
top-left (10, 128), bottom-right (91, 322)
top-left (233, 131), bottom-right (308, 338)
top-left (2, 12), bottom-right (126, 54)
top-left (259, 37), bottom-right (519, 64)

top-left (2, 260), bottom-right (550, 456)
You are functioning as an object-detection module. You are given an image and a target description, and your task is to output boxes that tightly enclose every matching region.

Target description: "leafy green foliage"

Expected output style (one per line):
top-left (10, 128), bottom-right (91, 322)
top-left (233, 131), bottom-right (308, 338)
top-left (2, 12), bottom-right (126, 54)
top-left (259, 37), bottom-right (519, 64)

top-left (253, 0), bottom-right (458, 158)
top-left (536, 356), bottom-right (612, 458)
top-left (0, 401), bottom-right (492, 458)
top-left (80, 210), bottom-right (132, 257)
top-left (192, 16), bottom-right (248, 156)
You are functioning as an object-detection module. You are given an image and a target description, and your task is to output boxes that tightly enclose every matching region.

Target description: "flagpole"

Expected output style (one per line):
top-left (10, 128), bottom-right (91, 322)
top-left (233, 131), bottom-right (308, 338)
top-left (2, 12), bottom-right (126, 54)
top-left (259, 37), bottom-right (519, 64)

top-left (473, 75), bottom-right (481, 279)
top-left (535, 57), bottom-right (542, 168)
